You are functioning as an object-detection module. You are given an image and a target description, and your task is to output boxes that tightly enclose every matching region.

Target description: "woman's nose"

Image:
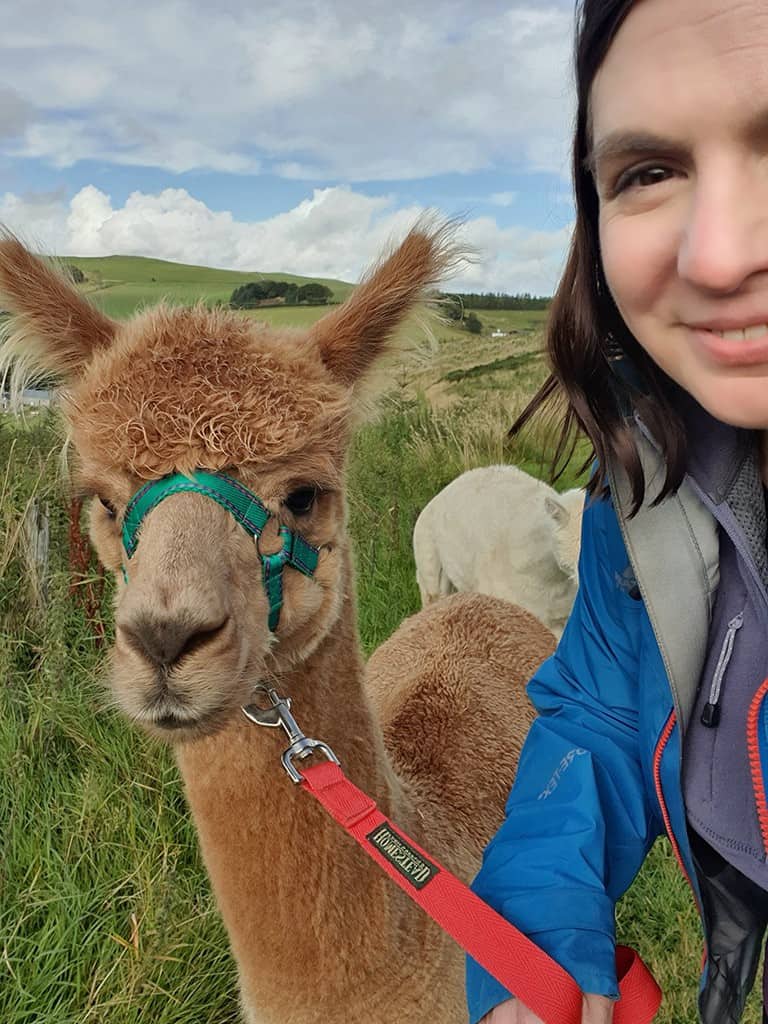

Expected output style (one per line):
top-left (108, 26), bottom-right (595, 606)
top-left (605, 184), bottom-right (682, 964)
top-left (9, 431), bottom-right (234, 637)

top-left (677, 165), bottom-right (768, 293)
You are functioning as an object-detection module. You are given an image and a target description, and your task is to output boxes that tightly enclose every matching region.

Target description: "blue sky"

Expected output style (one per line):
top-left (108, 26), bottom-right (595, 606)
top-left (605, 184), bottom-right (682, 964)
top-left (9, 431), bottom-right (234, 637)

top-left (0, 1), bottom-right (577, 293)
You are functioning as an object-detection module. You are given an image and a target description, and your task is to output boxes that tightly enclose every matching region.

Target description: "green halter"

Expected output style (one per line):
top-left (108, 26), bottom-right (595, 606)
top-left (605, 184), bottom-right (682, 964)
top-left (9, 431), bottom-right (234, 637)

top-left (121, 470), bottom-right (320, 632)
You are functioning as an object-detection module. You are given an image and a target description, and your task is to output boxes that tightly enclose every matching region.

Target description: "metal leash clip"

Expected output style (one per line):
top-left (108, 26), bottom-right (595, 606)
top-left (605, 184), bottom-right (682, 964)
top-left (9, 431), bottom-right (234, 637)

top-left (242, 684), bottom-right (340, 783)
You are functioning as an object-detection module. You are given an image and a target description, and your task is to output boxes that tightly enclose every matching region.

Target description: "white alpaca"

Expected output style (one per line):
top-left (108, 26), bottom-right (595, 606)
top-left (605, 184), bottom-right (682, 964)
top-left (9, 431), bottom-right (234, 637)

top-left (413, 465), bottom-right (584, 637)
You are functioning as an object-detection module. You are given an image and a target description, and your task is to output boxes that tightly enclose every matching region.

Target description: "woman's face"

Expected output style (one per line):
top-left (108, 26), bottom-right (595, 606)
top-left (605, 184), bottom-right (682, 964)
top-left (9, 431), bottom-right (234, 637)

top-left (592, 0), bottom-right (768, 428)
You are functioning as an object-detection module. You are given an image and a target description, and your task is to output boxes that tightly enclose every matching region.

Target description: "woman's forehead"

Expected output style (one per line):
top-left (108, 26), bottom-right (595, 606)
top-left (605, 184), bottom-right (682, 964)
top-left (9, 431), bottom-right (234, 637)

top-left (589, 0), bottom-right (768, 144)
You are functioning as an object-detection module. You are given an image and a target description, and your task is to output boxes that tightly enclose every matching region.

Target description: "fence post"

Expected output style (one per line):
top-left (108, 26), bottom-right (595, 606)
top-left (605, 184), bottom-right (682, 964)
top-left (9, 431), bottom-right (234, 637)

top-left (23, 498), bottom-right (50, 612)
top-left (69, 496), bottom-right (106, 646)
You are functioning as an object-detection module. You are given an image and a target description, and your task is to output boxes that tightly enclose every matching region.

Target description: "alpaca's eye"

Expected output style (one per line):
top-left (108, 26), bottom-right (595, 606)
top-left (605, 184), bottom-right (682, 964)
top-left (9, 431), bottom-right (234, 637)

top-left (98, 497), bottom-right (117, 519)
top-left (284, 487), bottom-right (317, 517)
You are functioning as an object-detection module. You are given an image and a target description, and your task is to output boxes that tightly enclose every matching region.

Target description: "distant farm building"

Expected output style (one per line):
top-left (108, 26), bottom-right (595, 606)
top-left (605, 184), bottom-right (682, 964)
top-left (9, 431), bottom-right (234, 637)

top-left (1, 389), bottom-right (55, 412)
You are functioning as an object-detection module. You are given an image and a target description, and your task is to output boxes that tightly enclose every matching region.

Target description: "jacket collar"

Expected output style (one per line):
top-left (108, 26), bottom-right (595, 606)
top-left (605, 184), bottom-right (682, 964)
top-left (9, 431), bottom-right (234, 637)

top-left (676, 390), bottom-right (755, 506)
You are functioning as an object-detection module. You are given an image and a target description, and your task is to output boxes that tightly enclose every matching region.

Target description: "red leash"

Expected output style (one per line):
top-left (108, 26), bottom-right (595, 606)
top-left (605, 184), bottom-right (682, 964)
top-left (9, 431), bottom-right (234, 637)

top-left (243, 688), bottom-right (662, 1024)
top-left (300, 761), bottom-right (661, 1024)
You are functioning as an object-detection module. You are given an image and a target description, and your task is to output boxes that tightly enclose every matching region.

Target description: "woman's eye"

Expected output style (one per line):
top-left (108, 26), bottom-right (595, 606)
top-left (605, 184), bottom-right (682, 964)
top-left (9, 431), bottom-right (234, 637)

top-left (283, 487), bottom-right (317, 516)
top-left (98, 497), bottom-right (117, 519)
top-left (614, 165), bottom-right (674, 195)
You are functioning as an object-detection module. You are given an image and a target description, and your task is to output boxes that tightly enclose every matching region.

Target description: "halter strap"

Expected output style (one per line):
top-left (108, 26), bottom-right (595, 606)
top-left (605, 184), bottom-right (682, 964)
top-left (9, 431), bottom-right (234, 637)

top-left (122, 470), bottom-right (319, 631)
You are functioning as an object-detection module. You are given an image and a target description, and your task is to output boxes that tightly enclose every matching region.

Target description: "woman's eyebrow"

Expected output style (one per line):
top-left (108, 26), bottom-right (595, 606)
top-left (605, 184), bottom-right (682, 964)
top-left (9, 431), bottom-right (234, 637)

top-left (585, 108), bottom-right (768, 176)
top-left (583, 131), bottom-right (689, 175)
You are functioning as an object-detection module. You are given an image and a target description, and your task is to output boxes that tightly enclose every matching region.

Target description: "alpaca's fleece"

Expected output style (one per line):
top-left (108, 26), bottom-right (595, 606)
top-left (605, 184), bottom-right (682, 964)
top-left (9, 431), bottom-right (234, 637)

top-left (412, 464), bottom-right (584, 637)
top-left (64, 304), bottom-right (351, 483)
top-left (366, 592), bottom-right (552, 850)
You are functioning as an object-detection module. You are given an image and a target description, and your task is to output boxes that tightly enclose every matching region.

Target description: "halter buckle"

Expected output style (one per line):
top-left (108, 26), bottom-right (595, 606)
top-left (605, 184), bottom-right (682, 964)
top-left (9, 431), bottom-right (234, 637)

top-left (242, 684), bottom-right (340, 783)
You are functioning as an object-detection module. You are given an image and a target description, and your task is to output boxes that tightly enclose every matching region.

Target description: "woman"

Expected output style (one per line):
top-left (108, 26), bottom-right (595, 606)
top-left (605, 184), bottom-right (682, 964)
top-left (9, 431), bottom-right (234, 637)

top-left (467, 1), bottom-right (768, 1022)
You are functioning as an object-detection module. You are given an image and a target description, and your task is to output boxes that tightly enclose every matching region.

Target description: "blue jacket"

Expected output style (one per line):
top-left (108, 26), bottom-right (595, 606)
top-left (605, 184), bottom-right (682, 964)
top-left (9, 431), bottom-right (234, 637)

top-left (466, 415), bottom-right (766, 1024)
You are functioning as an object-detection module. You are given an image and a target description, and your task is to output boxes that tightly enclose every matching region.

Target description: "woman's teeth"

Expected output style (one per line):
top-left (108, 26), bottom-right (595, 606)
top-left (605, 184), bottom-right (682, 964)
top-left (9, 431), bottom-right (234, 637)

top-left (711, 325), bottom-right (768, 341)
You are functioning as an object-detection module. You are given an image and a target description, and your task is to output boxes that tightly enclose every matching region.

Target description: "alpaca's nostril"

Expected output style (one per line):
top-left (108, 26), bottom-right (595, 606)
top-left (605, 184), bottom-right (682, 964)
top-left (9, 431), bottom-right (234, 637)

top-left (119, 613), bottom-right (230, 668)
top-left (176, 618), bottom-right (230, 663)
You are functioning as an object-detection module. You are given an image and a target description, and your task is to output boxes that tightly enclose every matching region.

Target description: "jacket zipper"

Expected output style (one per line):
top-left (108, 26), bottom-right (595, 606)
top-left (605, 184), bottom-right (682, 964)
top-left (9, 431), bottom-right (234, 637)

top-left (653, 711), bottom-right (708, 972)
top-left (653, 711), bottom-right (695, 889)
top-left (746, 678), bottom-right (768, 856)
top-left (701, 612), bottom-right (744, 727)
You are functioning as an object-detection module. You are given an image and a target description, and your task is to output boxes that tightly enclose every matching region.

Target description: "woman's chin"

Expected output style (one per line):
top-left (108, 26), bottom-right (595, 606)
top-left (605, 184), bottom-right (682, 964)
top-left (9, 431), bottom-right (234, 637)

top-left (688, 374), bottom-right (768, 431)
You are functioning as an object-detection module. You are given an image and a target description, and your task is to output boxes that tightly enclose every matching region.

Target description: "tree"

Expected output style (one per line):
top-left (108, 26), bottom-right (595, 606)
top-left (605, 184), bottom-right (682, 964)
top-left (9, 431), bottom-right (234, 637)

top-left (465, 312), bottom-right (482, 334)
top-left (230, 282), bottom-right (268, 308)
top-left (435, 289), bottom-right (551, 311)
top-left (440, 295), bottom-right (463, 321)
top-left (230, 279), bottom-right (332, 308)
top-left (297, 282), bottom-right (332, 305)
top-left (65, 263), bottom-right (85, 284)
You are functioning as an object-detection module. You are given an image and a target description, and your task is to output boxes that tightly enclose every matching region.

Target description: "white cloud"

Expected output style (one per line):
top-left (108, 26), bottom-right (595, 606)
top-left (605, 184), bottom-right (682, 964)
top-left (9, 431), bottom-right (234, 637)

top-left (0, 188), bottom-right (71, 251)
top-left (458, 216), bottom-right (571, 294)
top-left (0, 0), bottom-right (575, 181)
top-left (20, 119), bottom-right (260, 174)
top-left (0, 183), bottom-right (571, 294)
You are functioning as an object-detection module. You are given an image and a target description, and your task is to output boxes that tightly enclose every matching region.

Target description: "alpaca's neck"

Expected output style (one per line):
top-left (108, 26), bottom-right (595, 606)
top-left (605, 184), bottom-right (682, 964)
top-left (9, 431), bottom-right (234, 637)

top-left (175, 580), bottom-right (445, 1021)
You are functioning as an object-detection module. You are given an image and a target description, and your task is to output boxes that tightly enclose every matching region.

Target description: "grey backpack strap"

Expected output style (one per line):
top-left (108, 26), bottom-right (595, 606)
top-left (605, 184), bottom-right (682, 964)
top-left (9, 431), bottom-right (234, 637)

top-left (607, 435), bottom-right (719, 733)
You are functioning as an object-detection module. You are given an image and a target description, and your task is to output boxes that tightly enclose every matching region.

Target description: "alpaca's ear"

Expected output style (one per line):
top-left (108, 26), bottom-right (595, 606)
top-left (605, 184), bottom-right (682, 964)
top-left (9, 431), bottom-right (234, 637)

top-left (310, 220), bottom-right (464, 387)
top-left (0, 232), bottom-right (116, 386)
top-left (544, 495), bottom-right (569, 527)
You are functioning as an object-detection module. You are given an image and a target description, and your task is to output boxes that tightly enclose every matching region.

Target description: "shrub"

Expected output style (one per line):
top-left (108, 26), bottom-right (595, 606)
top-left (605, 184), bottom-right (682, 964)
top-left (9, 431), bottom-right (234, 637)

top-left (464, 312), bottom-right (482, 334)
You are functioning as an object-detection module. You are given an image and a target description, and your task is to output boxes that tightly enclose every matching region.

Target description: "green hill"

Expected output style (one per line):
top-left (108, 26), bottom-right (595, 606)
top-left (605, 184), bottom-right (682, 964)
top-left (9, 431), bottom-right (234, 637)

top-left (63, 254), bottom-right (354, 319)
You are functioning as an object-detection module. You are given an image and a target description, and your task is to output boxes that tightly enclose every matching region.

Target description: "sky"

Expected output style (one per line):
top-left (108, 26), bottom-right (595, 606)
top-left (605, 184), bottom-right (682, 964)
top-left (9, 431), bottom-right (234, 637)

top-left (0, 1), bottom-right (577, 294)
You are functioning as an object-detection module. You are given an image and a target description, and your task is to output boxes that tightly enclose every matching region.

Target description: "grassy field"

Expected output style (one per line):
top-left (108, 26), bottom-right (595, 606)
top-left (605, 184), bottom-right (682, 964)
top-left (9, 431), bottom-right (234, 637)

top-left (0, 271), bottom-right (759, 1023)
top-left (64, 254), bottom-right (353, 320)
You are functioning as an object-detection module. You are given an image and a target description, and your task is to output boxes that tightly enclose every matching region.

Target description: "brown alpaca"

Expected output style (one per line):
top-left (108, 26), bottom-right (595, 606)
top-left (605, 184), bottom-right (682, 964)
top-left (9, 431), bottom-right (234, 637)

top-left (0, 227), bottom-right (555, 1023)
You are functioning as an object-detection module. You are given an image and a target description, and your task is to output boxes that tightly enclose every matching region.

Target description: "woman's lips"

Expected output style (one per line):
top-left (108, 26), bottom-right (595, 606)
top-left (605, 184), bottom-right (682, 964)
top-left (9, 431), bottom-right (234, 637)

top-left (691, 325), bottom-right (768, 367)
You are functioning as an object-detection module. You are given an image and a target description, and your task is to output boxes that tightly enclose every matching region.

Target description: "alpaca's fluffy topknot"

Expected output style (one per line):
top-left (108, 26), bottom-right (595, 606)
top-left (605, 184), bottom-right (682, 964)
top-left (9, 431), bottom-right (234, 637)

top-left (66, 303), bottom-right (351, 482)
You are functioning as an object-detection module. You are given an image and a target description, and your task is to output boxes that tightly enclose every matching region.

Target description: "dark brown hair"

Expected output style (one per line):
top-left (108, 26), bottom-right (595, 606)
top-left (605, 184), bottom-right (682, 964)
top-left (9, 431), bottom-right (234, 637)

top-left (512, 0), bottom-right (687, 513)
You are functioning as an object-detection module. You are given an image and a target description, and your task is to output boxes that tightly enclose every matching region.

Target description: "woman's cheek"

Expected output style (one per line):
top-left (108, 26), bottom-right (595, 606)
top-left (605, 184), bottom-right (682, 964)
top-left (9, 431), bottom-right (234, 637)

top-left (599, 211), bottom-right (673, 345)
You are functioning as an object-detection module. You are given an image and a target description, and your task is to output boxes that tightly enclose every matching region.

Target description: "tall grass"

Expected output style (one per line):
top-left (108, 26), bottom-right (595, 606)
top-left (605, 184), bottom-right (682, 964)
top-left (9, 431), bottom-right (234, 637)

top-left (0, 400), bottom-right (759, 1023)
top-left (1, 412), bottom-right (239, 1024)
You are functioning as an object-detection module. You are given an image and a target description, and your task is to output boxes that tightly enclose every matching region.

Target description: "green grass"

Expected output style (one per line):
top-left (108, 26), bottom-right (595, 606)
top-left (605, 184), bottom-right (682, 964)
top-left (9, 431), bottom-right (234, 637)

top-left (63, 254), bottom-right (353, 320)
top-left (442, 350), bottom-right (540, 383)
top-left (0, 412), bottom-right (239, 1024)
top-left (238, 305), bottom-right (335, 329)
top-left (1, 306), bottom-right (761, 1022)
top-left (469, 309), bottom-right (549, 333)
